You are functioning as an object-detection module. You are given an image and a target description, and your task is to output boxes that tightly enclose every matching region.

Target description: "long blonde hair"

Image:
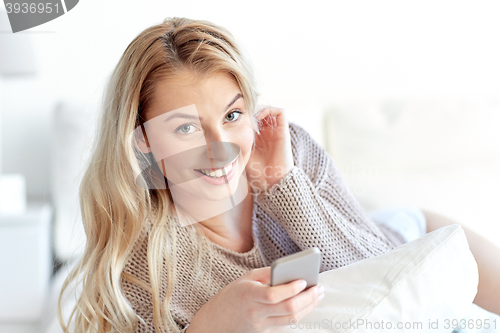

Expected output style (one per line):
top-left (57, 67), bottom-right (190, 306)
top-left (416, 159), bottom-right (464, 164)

top-left (58, 17), bottom-right (259, 332)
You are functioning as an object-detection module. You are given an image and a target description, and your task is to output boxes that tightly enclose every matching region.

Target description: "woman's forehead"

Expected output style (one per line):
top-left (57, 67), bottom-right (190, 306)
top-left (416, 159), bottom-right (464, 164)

top-left (146, 72), bottom-right (243, 120)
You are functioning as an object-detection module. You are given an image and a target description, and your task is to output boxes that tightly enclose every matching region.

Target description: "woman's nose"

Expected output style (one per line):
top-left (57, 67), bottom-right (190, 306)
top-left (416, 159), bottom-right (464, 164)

top-left (203, 129), bottom-right (233, 164)
top-left (204, 127), bottom-right (224, 144)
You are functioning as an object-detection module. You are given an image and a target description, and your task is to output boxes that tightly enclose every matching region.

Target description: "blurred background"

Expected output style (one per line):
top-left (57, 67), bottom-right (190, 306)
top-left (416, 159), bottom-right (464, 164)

top-left (0, 0), bottom-right (499, 332)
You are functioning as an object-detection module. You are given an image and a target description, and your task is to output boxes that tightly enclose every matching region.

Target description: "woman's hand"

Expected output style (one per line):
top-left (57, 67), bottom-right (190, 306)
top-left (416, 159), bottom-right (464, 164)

top-left (245, 106), bottom-right (294, 194)
top-left (186, 267), bottom-right (324, 333)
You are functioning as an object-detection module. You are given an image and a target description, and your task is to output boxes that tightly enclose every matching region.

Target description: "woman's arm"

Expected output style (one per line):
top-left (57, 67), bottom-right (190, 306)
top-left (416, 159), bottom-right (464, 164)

top-left (422, 209), bottom-right (500, 315)
top-left (255, 122), bottom-right (398, 272)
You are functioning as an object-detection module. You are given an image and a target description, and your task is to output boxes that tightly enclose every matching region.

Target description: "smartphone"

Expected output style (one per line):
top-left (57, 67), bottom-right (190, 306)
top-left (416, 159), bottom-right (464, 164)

top-left (270, 247), bottom-right (321, 289)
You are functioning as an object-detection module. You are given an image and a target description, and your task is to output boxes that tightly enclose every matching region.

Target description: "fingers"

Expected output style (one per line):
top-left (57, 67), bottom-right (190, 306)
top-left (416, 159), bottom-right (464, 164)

top-left (256, 106), bottom-right (271, 120)
top-left (253, 279), bottom-right (308, 304)
top-left (256, 106), bottom-right (285, 117)
top-left (263, 285), bottom-right (324, 327)
top-left (256, 106), bottom-right (286, 127)
top-left (265, 296), bottom-right (323, 328)
top-left (246, 266), bottom-right (271, 285)
top-left (256, 108), bottom-right (275, 129)
top-left (264, 284), bottom-right (323, 316)
top-left (254, 107), bottom-right (289, 144)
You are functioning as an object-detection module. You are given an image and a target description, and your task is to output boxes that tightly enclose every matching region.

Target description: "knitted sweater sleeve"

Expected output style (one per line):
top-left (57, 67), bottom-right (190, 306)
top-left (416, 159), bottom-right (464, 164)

top-left (256, 122), bottom-right (399, 272)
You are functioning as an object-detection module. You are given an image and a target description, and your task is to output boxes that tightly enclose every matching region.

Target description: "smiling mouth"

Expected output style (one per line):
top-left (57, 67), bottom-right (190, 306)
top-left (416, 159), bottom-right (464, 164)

top-left (194, 157), bottom-right (238, 178)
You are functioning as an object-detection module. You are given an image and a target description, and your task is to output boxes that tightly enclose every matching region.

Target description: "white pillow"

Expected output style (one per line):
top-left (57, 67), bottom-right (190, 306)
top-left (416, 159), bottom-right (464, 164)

top-left (282, 224), bottom-right (478, 333)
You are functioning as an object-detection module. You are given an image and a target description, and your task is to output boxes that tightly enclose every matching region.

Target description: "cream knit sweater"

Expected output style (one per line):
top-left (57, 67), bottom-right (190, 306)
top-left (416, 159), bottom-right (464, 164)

top-left (121, 122), bottom-right (405, 332)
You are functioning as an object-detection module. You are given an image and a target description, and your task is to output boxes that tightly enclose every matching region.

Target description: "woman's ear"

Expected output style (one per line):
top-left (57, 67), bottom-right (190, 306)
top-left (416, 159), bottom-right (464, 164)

top-left (134, 124), bottom-right (151, 154)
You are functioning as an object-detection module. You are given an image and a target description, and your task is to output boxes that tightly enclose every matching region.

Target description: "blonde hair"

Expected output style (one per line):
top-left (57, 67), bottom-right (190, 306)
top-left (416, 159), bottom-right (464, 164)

top-left (58, 17), bottom-right (259, 332)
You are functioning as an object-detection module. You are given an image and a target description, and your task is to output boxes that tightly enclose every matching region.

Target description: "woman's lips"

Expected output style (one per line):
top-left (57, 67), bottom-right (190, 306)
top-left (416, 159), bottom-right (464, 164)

top-left (194, 157), bottom-right (238, 185)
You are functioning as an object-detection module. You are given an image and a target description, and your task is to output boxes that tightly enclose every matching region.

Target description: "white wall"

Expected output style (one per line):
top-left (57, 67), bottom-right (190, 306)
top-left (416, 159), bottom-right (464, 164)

top-left (1, 0), bottom-right (499, 199)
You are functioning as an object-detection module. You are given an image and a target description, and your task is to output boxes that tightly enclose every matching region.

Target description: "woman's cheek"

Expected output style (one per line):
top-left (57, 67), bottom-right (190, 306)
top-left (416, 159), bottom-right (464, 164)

top-left (149, 133), bottom-right (192, 160)
top-left (237, 127), bottom-right (255, 160)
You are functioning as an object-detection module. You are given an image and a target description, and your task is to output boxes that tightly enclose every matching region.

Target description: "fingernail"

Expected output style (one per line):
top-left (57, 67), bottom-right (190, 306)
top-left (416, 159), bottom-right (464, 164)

top-left (318, 285), bottom-right (325, 294)
top-left (318, 293), bottom-right (325, 301)
top-left (299, 280), bottom-right (307, 289)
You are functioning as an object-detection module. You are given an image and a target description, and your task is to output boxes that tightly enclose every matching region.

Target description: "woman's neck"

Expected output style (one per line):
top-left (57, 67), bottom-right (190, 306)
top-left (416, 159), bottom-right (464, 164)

top-left (198, 191), bottom-right (255, 253)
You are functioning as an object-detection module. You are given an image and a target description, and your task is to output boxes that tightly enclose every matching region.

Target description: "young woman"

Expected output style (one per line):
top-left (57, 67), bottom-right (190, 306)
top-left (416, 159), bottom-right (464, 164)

top-left (58, 17), bottom-right (500, 333)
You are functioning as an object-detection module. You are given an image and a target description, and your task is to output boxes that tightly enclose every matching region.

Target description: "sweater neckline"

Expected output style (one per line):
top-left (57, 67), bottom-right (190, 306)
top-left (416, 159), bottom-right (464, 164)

top-left (210, 237), bottom-right (259, 256)
top-left (209, 198), bottom-right (259, 257)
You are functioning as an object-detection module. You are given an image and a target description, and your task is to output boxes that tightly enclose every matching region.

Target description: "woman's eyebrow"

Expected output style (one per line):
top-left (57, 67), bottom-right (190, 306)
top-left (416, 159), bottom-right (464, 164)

top-left (164, 113), bottom-right (202, 122)
top-left (225, 93), bottom-right (242, 111)
top-left (162, 94), bottom-right (242, 122)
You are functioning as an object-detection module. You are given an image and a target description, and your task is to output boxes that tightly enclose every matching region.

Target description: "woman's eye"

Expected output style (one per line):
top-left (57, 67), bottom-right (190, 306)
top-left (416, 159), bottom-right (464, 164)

top-left (225, 110), bottom-right (242, 122)
top-left (176, 124), bottom-right (197, 134)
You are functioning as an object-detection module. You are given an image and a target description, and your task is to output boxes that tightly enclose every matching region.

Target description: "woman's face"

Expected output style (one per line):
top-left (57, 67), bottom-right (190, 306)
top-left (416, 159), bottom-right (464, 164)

top-left (139, 70), bottom-right (255, 206)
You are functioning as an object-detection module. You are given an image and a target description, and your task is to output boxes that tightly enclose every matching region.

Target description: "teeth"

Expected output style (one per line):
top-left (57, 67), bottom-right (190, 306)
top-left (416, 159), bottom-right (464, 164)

top-left (198, 160), bottom-right (234, 178)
